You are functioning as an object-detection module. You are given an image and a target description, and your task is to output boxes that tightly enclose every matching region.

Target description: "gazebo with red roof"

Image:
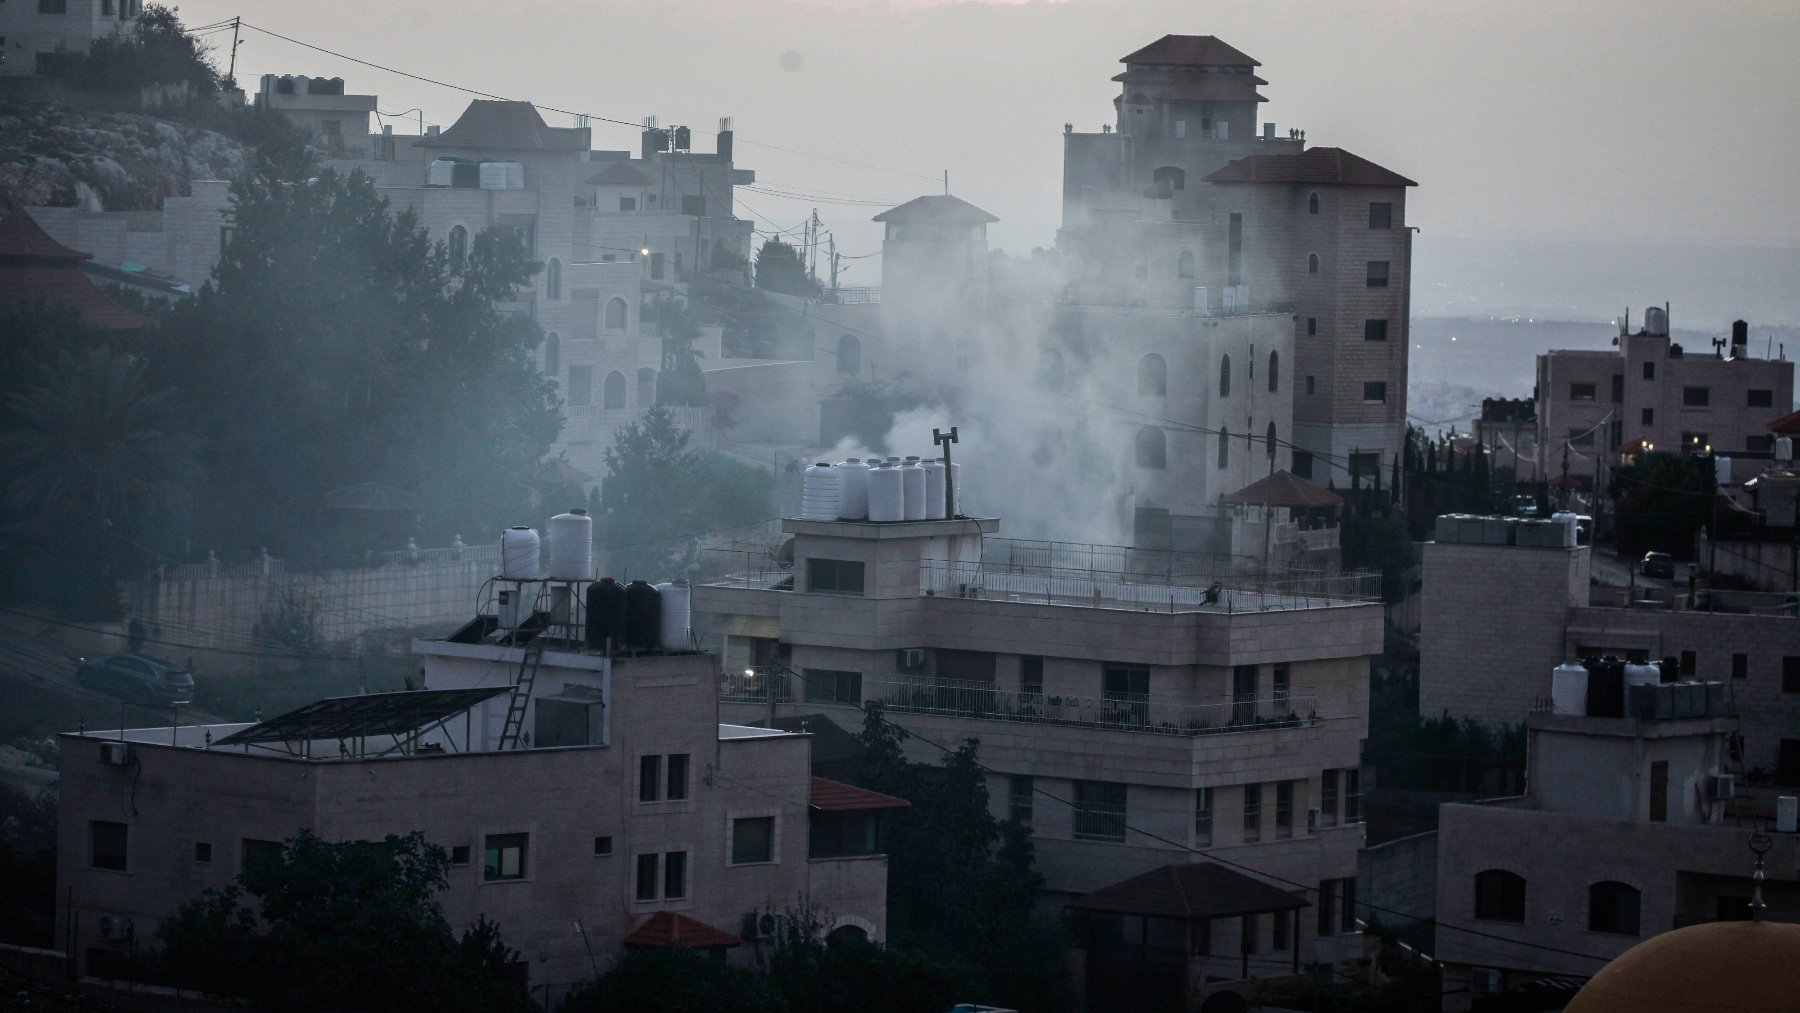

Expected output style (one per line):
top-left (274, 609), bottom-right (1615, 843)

top-left (621, 910), bottom-right (742, 951)
top-left (0, 208), bottom-right (150, 331)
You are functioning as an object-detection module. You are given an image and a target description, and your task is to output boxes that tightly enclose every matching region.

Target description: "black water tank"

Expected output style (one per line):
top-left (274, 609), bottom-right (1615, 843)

top-left (623, 580), bottom-right (662, 651)
top-left (586, 577), bottom-right (627, 650)
top-left (1584, 656), bottom-right (1626, 718)
top-left (1658, 656), bottom-right (1681, 684)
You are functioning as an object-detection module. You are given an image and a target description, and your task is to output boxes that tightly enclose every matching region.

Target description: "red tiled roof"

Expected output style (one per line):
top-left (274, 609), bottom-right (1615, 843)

top-left (0, 210), bottom-right (151, 330)
top-left (417, 100), bottom-right (585, 152)
top-left (1120, 35), bottom-right (1260, 68)
top-left (622, 910), bottom-right (742, 949)
top-left (1204, 147), bottom-right (1418, 188)
top-left (1767, 410), bottom-right (1800, 435)
top-left (871, 194), bottom-right (998, 225)
top-left (1220, 469), bottom-right (1344, 509)
top-left (587, 161), bottom-right (654, 186)
top-left (810, 776), bottom-right (910, 812)
top-left (0, 207), bottom-right (90, 262)
top-left (1068, 862), bottom-right (1308, 921)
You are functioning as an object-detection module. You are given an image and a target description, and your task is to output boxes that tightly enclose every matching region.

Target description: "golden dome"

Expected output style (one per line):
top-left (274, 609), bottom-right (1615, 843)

top-left (1566, 921), bottom-right (1800, 1012)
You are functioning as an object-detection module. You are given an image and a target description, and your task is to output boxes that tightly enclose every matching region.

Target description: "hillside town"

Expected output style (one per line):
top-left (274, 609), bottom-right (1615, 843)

top-left (1, 4), bottom-right (1797, 1012)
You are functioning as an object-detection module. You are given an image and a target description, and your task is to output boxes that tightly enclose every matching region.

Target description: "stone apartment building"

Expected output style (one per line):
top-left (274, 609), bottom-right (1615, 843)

top-left (57, 647), bottom-right (896, 996)
top-left (1535, 308), bottom-right (1794, 486)
top-left (1419, 516), bottom-right (1800, 785)
top-left (1433, 705), bottom-right (1797, 1010)
top-left (0, 0), bottom-right (138, 77)
top-left (1058, 35), bottom-right (1416, 550)
top-left (692, 507), bottom-right (1384, 977)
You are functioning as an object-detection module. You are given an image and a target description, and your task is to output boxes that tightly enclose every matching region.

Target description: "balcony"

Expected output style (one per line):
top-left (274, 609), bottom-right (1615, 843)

top-left (920, 559), bottom-right (1378, 614)
top-left (871, 676), bottom-right (1317, 737)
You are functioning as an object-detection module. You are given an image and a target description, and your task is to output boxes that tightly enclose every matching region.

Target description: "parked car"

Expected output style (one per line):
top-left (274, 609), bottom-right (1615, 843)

top-left (1640, 552), bottom-right (1676, 580)
top-left (1511, 495), bottom-right (1539, 518)
top-left (75, 654), bottom-right (195, 705)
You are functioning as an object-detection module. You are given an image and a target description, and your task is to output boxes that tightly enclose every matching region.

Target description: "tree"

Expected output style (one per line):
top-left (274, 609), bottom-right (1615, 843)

top-left (154, 830), bottom-right (536, 1012)
top-left (560, 946), bottom-right (777, 1013)
top-left (61, 4), bottom-right (223, 96)
top-left (651, 295), bottom-right (708, 408)
top-left (1608, 451), bottom-right (1716, 559)
top-left (753, 239), bottom-right (818, 298)
top-left (1341, 508), bottom-right (1418, 605)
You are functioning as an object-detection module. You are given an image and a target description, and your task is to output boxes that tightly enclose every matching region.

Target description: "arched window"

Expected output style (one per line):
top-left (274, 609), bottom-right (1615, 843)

top-left (837, 334), bottom-right (862, 375)
top-left (545, 258), bottom-right (562, 300)
top-left (1474, 870), bottom-right (1526, 923)
top-left (448, 225), bottom-right (468, 271)
top-left (1152, 165), bottom-right (1186, 191)
top-left (637, 367), bottom-right (657, 407)
top-left (1268, 350), bottom-right (1279, 392)
top-left (1138, 353), bottom-right (1167, 396)
top-left (1307, 192), bottom-right (1320, 215)
top-left (1266, 421), bottom-right (1278, 460)
top-left (1037, 349), bottom-right (1065, 392)
top-left (1218, 354), bottom-right (1232, 398)
top-left (1177, 250), bottom-right (1196, 280)
top-left (1588, 882), bottom-right (1641, 936)
top-left (604, 297), bottom-right (627, 332)
top-left (1135, 426), bottom-right (1166, 469)
top-left (1217, 428), bottom-right (1230, 469)
top-left (1307, 253), bottom-right (1319, 275)
top-left (544, 333), bottom-right (560, 377)
top-left (602, 370), bottom-right (626, 410)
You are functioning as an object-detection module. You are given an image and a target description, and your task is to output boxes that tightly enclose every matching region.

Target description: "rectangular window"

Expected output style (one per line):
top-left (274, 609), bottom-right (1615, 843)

top-left (1683, 386), bottom-right (1710, 407)
top-left (667, 753), bottom-right (689, 801)
top-left (663, 850), bottom-right (688, 899)
top-left (1306, 317), bottom-right (1317, 336)
top-left (568, 365), bottom-right (593, 407)
top-left (1232, 664), bottom-right (1258, 723)
top-left (1351, 452), bottom-right (1381, 480)
top-left (618, 196), bottom-right (637, 211)
top-left (639, 754), bottom-right (660, 802)
top-left (1368, 202), bottom-right (1392, 230)
top-left (1195, 787), bottom-right (1214, 846)
top-left (1305, 375), bottom-right (1316, 395)
top-left (1318, 879), bottom-right (1338, 937)
top-left (1649, 761), bottom-right (1669, 822)
top-left (1364, 319), bottom-right (1388, 342)
top-left (1341, 877), bottom-right (1358, 932)
top-left (650, 252), bottom-right (665, 280)
top-left (1009, 775), bottom-right (1034, 826)
top-left (194, 841), bottom-right (212, 864)
top-left (1749, 389), bottom-right (1775, 408)
top-left (1243, 783), bottom-right (1262, 843)
top-left (1782, 657), bottom-right (1800, 693)
top-left (635, 853), bottom-right (658, 901)
top-left (1019, 656), bottom-right (1044, 702)
top-left (1073, 781), bottom-right (1127, 842)
top-left (242, 838), bottom-right (283, 877)
top-left (593, 836), bottom-right (613, 857)
top-left (1569, 427), bottom-right (1596, 448)
top-left (40, 0), bottom-right (69, 12)
top-left (806, 669), bottom-right (863, 706)
top-left (483, 833), bottom-right (527, 881)
top-left (1642, 408), bottom-right (1654, 426)
top-left (1732, 653), bottom-right (1748, 680)
top-left (1103, 665), bottom-right (1149, 724)
top-left (450, 845), bottom-right (471, 865)
top-left (1643, 361), bottom-right (1655, 380)
top-left (90, 821), bottom-right (128, 871)
top-left (806, 558), bottom-right (866, 595)
top-left (1747, 434), bottom-right (1775, 454)
top-left (1365, 261), bottom-right (1390, 288)
top-left (1363, 381), bottom-right (1387, 403)
top-left (1275, 781), bottom-right (1294, 839)
top-left (1612, 373), bottom-right (1625, 403)
top-left (1343, 769), bottom-right (1361, 822)
top-left (1320, 770), bottom-right (1339, 825)
top-left (681, 195), bottom-right (705, 217)
top-left (731, 818), bottom-right (775, 864)
top-left (103, 0), bottom-right (115, 14)
top-left (1291, 450), bottom-right (1313, 479)
top-left (1570, 382), bottom-right (1597, 401)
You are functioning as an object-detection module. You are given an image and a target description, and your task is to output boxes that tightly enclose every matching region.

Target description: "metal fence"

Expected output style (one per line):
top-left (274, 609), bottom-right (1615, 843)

top-left (872, 676), bottom-right (1318, 737)
top-left (920, 559), bottom-right (1378, 612)
top-left (718, 667), bottom-right (794, 704)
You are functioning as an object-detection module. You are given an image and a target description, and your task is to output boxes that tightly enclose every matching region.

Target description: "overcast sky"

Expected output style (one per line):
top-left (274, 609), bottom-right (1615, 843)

top-left (183, 0), bottom-right (1798, 265)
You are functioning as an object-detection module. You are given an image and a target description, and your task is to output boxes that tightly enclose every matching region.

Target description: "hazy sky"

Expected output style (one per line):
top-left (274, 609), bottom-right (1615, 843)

top-left (181, 0), bottom-right (1799, 264)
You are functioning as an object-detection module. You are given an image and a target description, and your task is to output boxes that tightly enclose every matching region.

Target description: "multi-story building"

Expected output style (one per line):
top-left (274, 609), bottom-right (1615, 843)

top-left (25, 179), bottom-right (232, 294)
top-left (0, 0), bottom-right (139, 77)
top-left (1419, 514), bottom-right (1800, 786)
top-left (1058, 35), bottom-right (1416, 549)
top-left (1535, 308), bottom-right (1793, 486)
top-left (254, 73), bottom-right (379, 156)
top-left (57, 645), bottom-right (897, 997)
top-left (693, 506), bottom-right (1384, 974)
top-left (1433, 701), bottom-right (1797, 1009)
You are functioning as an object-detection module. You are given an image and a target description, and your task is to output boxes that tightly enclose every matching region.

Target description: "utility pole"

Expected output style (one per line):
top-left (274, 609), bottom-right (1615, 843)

top-left (227, 17), bottom-right (242, 88)
top-left (933, 427), bottom-right (959, 517)
top-left (828, 234), bottom-right (839, 300)
top-left (943, 170), bottom-right (949, 196)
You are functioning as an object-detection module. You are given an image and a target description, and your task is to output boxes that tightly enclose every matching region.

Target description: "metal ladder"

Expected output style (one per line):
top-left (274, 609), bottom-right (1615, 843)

top-left (497, 640), bottom-right (544, 750)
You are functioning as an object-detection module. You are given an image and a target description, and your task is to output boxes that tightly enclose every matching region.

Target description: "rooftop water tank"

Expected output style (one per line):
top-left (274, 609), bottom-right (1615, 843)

top-left (505, 161), bottom-right (524, 190)
top-left (868, 463), bottom-right (904, 522)
top-left (801, 462), bottom-right (842, 521)
top-left (1624, 662), bottom-right (1660, 689)
top-left (1777, 436), bottom-right (1794, 464)
top-left (1552, 662), bottom-right (1588, 716)
top-left (1715, 455), bottom-right (1732, 488)
top-left (1549, 511), bottom-right (1580, 548)
top-left (656, 579), bottom-right (691, 651)
top-left (1584, 657), bottom-right (1626, 718)
top-left (585, 577), bottom-right (626, 650)
top-left (623, 579), bottom-right (661, 651)
top-left (901, 457), bottom-right (925, 521)
top-left (479, 162), bottom-right (510, 190)
top-left (428, 158), bottom-right (456, 187)
top-left (836, 459), bottom-right (870, 520)
top-left (500, 526), bottom-right (540, 580)
top-left (1645, 306), bottom-right (1668, 336)
top-left (922, 459), bottom-right (946, 519)
top-left (547, 509), bottom-right (593, 581)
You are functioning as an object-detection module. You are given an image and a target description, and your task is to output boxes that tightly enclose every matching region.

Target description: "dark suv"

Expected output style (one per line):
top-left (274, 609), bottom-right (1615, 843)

top-left (76, 654), bottom-right (195, 705)
top-left (1640, 552), bottom-right (1676, 580)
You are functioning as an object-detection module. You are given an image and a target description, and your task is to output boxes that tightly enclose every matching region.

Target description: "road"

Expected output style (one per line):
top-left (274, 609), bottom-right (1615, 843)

top-left (1587, 548), bottom-right (1679, 594)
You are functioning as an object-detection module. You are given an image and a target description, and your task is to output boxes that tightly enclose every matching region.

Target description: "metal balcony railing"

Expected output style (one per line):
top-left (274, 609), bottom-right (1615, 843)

top-left (871, 676), bottom-right (1318, 737)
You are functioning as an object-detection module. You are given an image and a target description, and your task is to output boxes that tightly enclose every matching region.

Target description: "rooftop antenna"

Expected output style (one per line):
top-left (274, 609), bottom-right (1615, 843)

top-left (943, 170), bottom-right (949, 196)
top-left (1748, 832), bottom-right (1771, 919)
top-left (933, 427), bottom-right (959, 517)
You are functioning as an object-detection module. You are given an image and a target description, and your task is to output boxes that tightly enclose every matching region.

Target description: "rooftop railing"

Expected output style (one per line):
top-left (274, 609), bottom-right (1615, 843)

top-left (921, 559), bottom-right (1378, 612)
top-left (872, 675), bottom-right (1318, 737)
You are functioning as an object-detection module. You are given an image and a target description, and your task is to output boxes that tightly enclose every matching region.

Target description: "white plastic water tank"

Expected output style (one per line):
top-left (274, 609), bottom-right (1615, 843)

top-left (922, 460), bottom-right (946, 519)
top-left (428, 158), bottom-right (456, 187)
top-left (504, 161), bottom-right (524, 190)
top-left (868, 463), bottom-right (905, 522)
top-left (1549, 511), bottom-right (1580, 548)
top-left (801, 463), bottom-right (842, 521)
top-left (1624, 662), bottom-right (1660, 688)
top-left (500, 526), bottom-right (541, 580)
top-left (1715, 455), bottom-right (1732, 488)
top-left (546, 509), bottom-right (593, 581)
top-left (1645, 306), bottom-right (1668, 336)
top-left (479, 162), bottom-right (509, 190)
top-left (1777, 436), bottom-right (1794, 465)
top-left (1551, 662), bottom-right (1588, 716)
top-left (836, 459), bottom-right (870, 520)
top-left (901, 457), bottom-right (925, 520)
top-left (655, 579), bottom-right (691, 651)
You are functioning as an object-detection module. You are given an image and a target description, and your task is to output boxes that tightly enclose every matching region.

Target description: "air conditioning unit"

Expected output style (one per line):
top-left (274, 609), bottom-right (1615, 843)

top-left (742, 911), bottom-right (787, 941)
top-left (896, 648), bottom-right (927, 672)
top-left (99, 741), bottom-right (131, 766)
top-left (97, 915), bottom-right (134, 942)
top-left (1306, 807), bottom-right (1320, 832)
top-left (1708, 773), bottom-right (1736, 801)
top-left (1471, 968), bottom-right (1502, 995)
